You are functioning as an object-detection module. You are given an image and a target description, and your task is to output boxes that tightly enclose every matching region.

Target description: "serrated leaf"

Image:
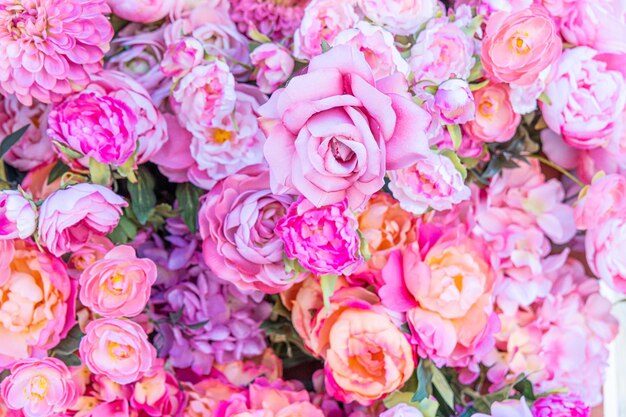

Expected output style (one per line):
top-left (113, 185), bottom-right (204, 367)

top-left (176, 182), bottom-right (204, 233)
top-left (430, 365), bottom-right (454, 410)
top-left (0, 124), bottom-right (29, 159)
top-left (412, 360), bottom-right (432, 402)
top-left (89, 158), bottom-right (111, 185)
top-left (447, 124), bottom-right (463, 149)
top-left (320, 274), bottom-right (337, 311)
top-left (127, 167), bottom-right (156, 225)
top-left (47, 160), bottom-right (70, 185)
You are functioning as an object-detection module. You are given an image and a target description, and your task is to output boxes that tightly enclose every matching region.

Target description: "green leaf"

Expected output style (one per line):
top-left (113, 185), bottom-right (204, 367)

top-left (47, 160), bottom-right (70, 184)
top-left (89, 158), bottom-right (111, 185)
top-left (320, 274), bottom-right (338, 311)
top-left (127, 167), bottom-right (156, 225)
top-left (107, 208), bottom-right (138, 244)
top-left (430, 365), bottom-right (455, 410)
top-left (470, 79), bottom-right (489, 91)
top-left (53, 324), bottom-right (85, 355)
top-left (472, 384), bottom-right (513, 414)
top-left (55, 353), bottom-right (82, 367)
top-left (52, 140), bottom-right (83, 159)
top-left (514, 377), bottom-right (535, 400)
top-left (412, 360), bottom-right (432, 402)
top-left (538, 92), bottom-right (552, 106)
top-left (458, 406), bottom-right (477, 417)
top-left (440, 149), bottom-right (467, 180)
top-left (115, 155), bottom-right (137, 183)
top-left (176, 182), bottom-right (204, 233)
top-left (468, 60), bottom-right (484, 83)
top-left (0, 124), bottom-right (29, 159)
top-left (321, 39), bottom-right (331, 53)
top-left (447, 124), bottom-right (463, 149)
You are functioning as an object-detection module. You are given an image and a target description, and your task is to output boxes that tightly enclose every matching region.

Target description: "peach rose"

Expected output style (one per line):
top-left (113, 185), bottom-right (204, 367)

top-left (79, 245), bottom-right (157, 318)
top-left (79, 318), bottom-right (156, 384)
top-left (464, 83), bottom-right (520, 143)
top-left (0, 241), bottom-right (75, 368)
top-left (67, 236), bottom-right (114, 279)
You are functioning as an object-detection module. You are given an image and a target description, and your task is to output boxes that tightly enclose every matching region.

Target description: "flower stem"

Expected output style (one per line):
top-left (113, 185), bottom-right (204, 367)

top-left (528, 154), bottom-right (585, 188)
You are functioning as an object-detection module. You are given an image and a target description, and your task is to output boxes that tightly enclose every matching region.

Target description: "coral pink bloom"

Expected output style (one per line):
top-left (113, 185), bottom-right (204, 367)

top-left (464, 83), bottom-right (520, 143)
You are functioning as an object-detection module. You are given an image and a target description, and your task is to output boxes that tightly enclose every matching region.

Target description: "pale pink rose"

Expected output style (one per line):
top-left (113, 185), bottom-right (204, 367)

top-left (541, 47), bottom-right (626, 150)
top-left (0, 97), bottom-right (54, 171)
top-left (434, 79), bottom-right (475, 124)
top-left (481, 7), bottom-right (562, 86)
top-left (38, 183), bottom-right (127, 257)
top-left (276, 402), bottom-right (325, 417)
top-left (130, 361), bottom-right (186, 417)
top-left (0, 241), bottom-right (76, 368)
top-left (249, 378), bottom-right (310, 412)
top-left (108, 0), bottom-right (175, 22)
top-left (0, 191), bottom-right (36, 240)
top-left (388, 151), bottom-right (471, 215)
top-left (259, 45), bottom-right (432, 208)
top-left (79, 245), bottom-right (157, 318)
top-left (381, 404), bottom-right (424, 417)
top-left (199, 164), bottom-right (298, 293)
top-left (151, 114), bottom-right (195, 183)
top-left (0, 0), bottom-right (113, 106)
top-left (0, 358), bottom-right (78, 417)
top-left (184, 377), bottom-right (242, 417)
top-left (464, 83), bottom-right (520, 143)
top-left (293, 0), bottom-right (359, 59)
top-left (276, 197), bottom-right (364, 276)
top-left (409, 18), bottom-right (475, 84)
top-left (586, 217), bottom-right (626, 293)
top-left (79, 318), bottom-right (156, 384)
top-left (160, 36), bottom-right (204, 78)
top-left (575, 174), bottom-right (626, 230)
top-left (358, 0), bottom-right (438, 35)
top-left (474, 399), bottom-right (533, 417)
top-left (332, 22), bottom-right (410, 80)
top-left (67, 236), bottom-right (115, 279)
top-left (250, 43), bottom-right (294, 94)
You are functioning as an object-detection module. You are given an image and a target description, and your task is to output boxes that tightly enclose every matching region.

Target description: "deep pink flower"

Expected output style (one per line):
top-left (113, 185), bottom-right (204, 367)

top-left (532, 393), bottom-right (590, 417)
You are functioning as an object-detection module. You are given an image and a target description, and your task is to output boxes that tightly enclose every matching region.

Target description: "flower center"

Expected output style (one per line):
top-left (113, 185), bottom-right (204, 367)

top-left (109, 341), bottom-right (132, 360)
top-left (330, 138), bottom-right (355, 163)
top-left (3, 3), bottom-right (43, 40)
top-left (478, 98), bottom-right (496, 118)
top-left (107, 272), bottom-right (125, 295)
top-left (27, 375), bottom-right (49, 401)
top-left (510, 32), bottom-right (531, 55)
top-left (213, 128), bottom-right (233, 144)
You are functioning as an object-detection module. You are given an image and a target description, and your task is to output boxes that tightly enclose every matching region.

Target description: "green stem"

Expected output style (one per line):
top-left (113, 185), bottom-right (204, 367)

top-left (528, 154), bottom-right (585, 188)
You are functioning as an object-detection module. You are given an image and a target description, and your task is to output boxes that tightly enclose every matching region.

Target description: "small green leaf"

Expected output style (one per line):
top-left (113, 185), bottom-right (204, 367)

top-left (538, 92), bottom-right (552, 106)
top-left (430, 365), bottom-right (455, 410)
top-left (321, 39), bottom-right (331, 53)
top-left (47, 160), bottom-right (70, 184)
top-left (115, 155), bottom-right (137, 183)
top-left (440, 149), bottom-right (468, 180)
top-left (470, 79), bottom-right (490, 91)
top-left (412, 360), bottom-right (432, 402)
top-left (53, 324), bottom-right (85, 355)
top-left (176, 182), bottom-right (204, 233)
top-left (127, 167), bottom-right (156, 225)
top-left (89, 158), bottom-right (111, 185)
top-left (185, 320), bottom-right (210, 330)
top-left (52, 140), bottom-right (83, 159)
top-left (447, 124), bottom-right (463, 149)
top-left (0, 124), bottom-right (29, 159)
top-left (468, 60), bottom-right (484, 82)
top-left (248, 27), bottom-right (272, 44)
top-left (458, 406), bottom-right (477, 417)
top-left (107, 208), bottom-right (138, 244)
top-left (55, 353), bottom-right (82, 367)
top-left (424, 85), bottom-right (438, 95)
top-left (320, 274), bottom-right (338, 311)
top-left (514, 377), bottom-right (535, 400)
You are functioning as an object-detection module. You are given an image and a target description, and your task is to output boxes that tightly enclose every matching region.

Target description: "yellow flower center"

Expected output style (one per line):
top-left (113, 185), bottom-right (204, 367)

top-left (105, 272), bottom-right (125, 295)
top-left (109, 342), bottom-right (132, 360)
top-left (510, 32), bottom-right (531, 55)
top-left (26, 375), bottom-right (49, 401)
top-left (213, 129), bottom-right (233, 144)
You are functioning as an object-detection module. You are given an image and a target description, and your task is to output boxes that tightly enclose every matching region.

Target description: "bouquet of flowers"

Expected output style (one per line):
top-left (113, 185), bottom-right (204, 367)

top-left (0, 0), bottom-right (623, 416)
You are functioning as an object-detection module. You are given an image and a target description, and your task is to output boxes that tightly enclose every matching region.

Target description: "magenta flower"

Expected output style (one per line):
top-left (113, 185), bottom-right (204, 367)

top-left (532, 393), bottom-right (590, 417)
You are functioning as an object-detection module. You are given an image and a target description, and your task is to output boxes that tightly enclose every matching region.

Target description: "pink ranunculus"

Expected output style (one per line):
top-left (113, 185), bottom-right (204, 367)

top-left (108, 0), bottom-right (175, 23)
top-left (151, 114), bottom-right (195, 183)
top-left (434, 79), bottom-right (475, 124)
top-left (409, 17), bottom-right (475, 84)
top-left (79, 318), bottom-right (156, 384)
top-left (532, 393), bottom-right (590, 417)
top-left (259, 45), bottom-right (432, 208)
top-left (0, 240), bottom-right (76, 368)
top-left (358, 0), bottom-right (438, 35)
top-left (481, 6), bottom-right (562, 86)
top-left (0, 191), bottom-right (36, 240)
top-left (541, 47), bottom-right (626, 150)
top-left (293, 0), bottom-right (359, 59)
top-left (586, 217), bottom-right (626, 293)
top-left (276, 197), bottom-right (364, 276)
top-left (474, 399), bottom-right (533, 417)
top-left (332, 22), bottom-right (410, 80)
top-left (198, 164), bottom-right (299, 293)
top-left (250, 43), bottom-right (295, 94)
top-left (575, 174), bottom-right (626, 230)
top-left (464, 83), bottom-right (520, 143)
top-left (38, 183), bottom-right (127, 257)
top-left (388, 151), bottom-right (471, 215)
top-left (0, 97), bottom-right (54, 171)
top-left (67, 235), bottom-right (114, 279)
top-left (79, 245), bottom-right (157, 318)
top-left (160, 36), bottom-right (205, 79)
top-left (0, 358), bottom-right (78, 417)
top-left (0, 0), bottom-right (113, 106)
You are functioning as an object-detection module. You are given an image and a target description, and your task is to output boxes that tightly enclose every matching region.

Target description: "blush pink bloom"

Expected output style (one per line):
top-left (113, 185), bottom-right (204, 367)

top-left (434, 79), bottom-right (475, 124)
top-left (575, 174), bottom-right (626, 230)
top-left (108, 0), bottom-right (175, 22)
top-left (79, 245), bottom-right (157, 318)
top-left (388, 152), bottom-right (471, 215)
top-left (0, 240), bottom-right (76, 368)
top-left (79, 318), bottom-right (156, 385)
top-left (276, 197), bottom-right (364, 276)
top-left (409, 18), bottom-right (475, 84)
top-left (481, 6), bottom-right (562, 86)
top-left (250, 43), bottom-right (295, 94)
top-left (0, 97), bottom-right (54, 171)
top-left (586, 217), bottom-right (626, 293)
top-left (293, 0), bottom-right (359, 59)
top-left (464, 83), bottom-right (520, 143)
top-left (332, 22), bottom-right (410, 80)
top-left (151, 114), bottom-right (195, 183)
top-left (0, 358), bottom-right (78, 417)
top-left (541, 47), bottom-right (626, 150)
top-left (357, 0), bottom-right (437, 35)
top-left (130, 361), bottom-right (186, 417)
top-left (259, 45), bottom-right (431, 208)
top-left (199, 164), bottom-right (299, 293)
top-left (474, 399), bottom-right (533, 417)
top-left (67, 235), bottom-right (114, 279)
top-left (160, 36), bottom-right (204, 79)
top-left (38, 183), bottom-right (127, 257)
top-left (0, 191), bottom-right (36, 240)
top-left (0, 0), bottom-right (113, 105)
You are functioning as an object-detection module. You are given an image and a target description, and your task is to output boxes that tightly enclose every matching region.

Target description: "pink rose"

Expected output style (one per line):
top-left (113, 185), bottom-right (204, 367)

top-left (474, 399), bottom-right (533, 417)
top-left (199, 164), bottom-right (298, 293)
top-left (0, 358), bottom-right (78, 417)
top-left (358, 0), bottom-right (438, 35)
top-left (409, 18), bottom-right (475, 84)
top-left (0, 241), bottom-right (76, 368)
top-left (332, 22), bottom-right (410, 80)
top-left (434, 79), bottom-right (475, 124)
top-left (575, 174), bottom-right (626, 230)
top-left (108, 0), bottom-right (175, 23)
top-left (276, 197), bottom-right (364, 276)
top-left (250, 43), bottom-right (295, 94)
top-left (0, 191), bottom-right (36, 240)
top-left (541, 47), bottom-right (626, 150)
top-left (161, 36), bottom-right (205, 79)
top-left (293, 0), bottom-right (359, 59)
top-left (586, 217), bottom-right (626, 293)
top-left (464, 83), bottom-right (520, 143)
top-left (481, 7), bottom-right (562, 85)
top-left (151, 114), bottom-right (195, 183)
top-left (259, 45), bottom-right (431, 208)
top-left (79, 318), bottom-right (156, 384)
top-left (380, 404), bottom-right (425, 417)
top-left (130, 361), bottom-right (186, 417)
top-left (79, 245), bottom-right (157, 318)
top-left (38, 183), bottom-right (127, 257)
top-left (532, 393), bottom-right (590, 417)
top-left (248, 378), bottom-right (310, 412)
top-left (67, 235), bottom-right (114, 279)
top-left (388, 151), bottom-right (471, 214)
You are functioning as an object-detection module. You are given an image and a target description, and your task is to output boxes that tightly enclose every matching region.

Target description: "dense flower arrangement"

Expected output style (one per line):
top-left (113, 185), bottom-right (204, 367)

top-left (0, 0), bottom-right (623, 416)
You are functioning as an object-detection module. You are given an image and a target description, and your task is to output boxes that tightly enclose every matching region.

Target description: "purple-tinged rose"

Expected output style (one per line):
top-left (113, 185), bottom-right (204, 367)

top-left (434, 79), bottom-right (475, 124)
top-left (0, 191), bottom-right (36, 240)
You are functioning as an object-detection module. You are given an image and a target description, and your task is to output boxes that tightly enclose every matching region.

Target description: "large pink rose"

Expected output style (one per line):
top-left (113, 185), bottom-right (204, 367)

top-left (198, 164), bottom-right (299, 293)
top-left (259, 45), bottom-right (431, 208)
top-left (481, 7), bottom-right (562, 86)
